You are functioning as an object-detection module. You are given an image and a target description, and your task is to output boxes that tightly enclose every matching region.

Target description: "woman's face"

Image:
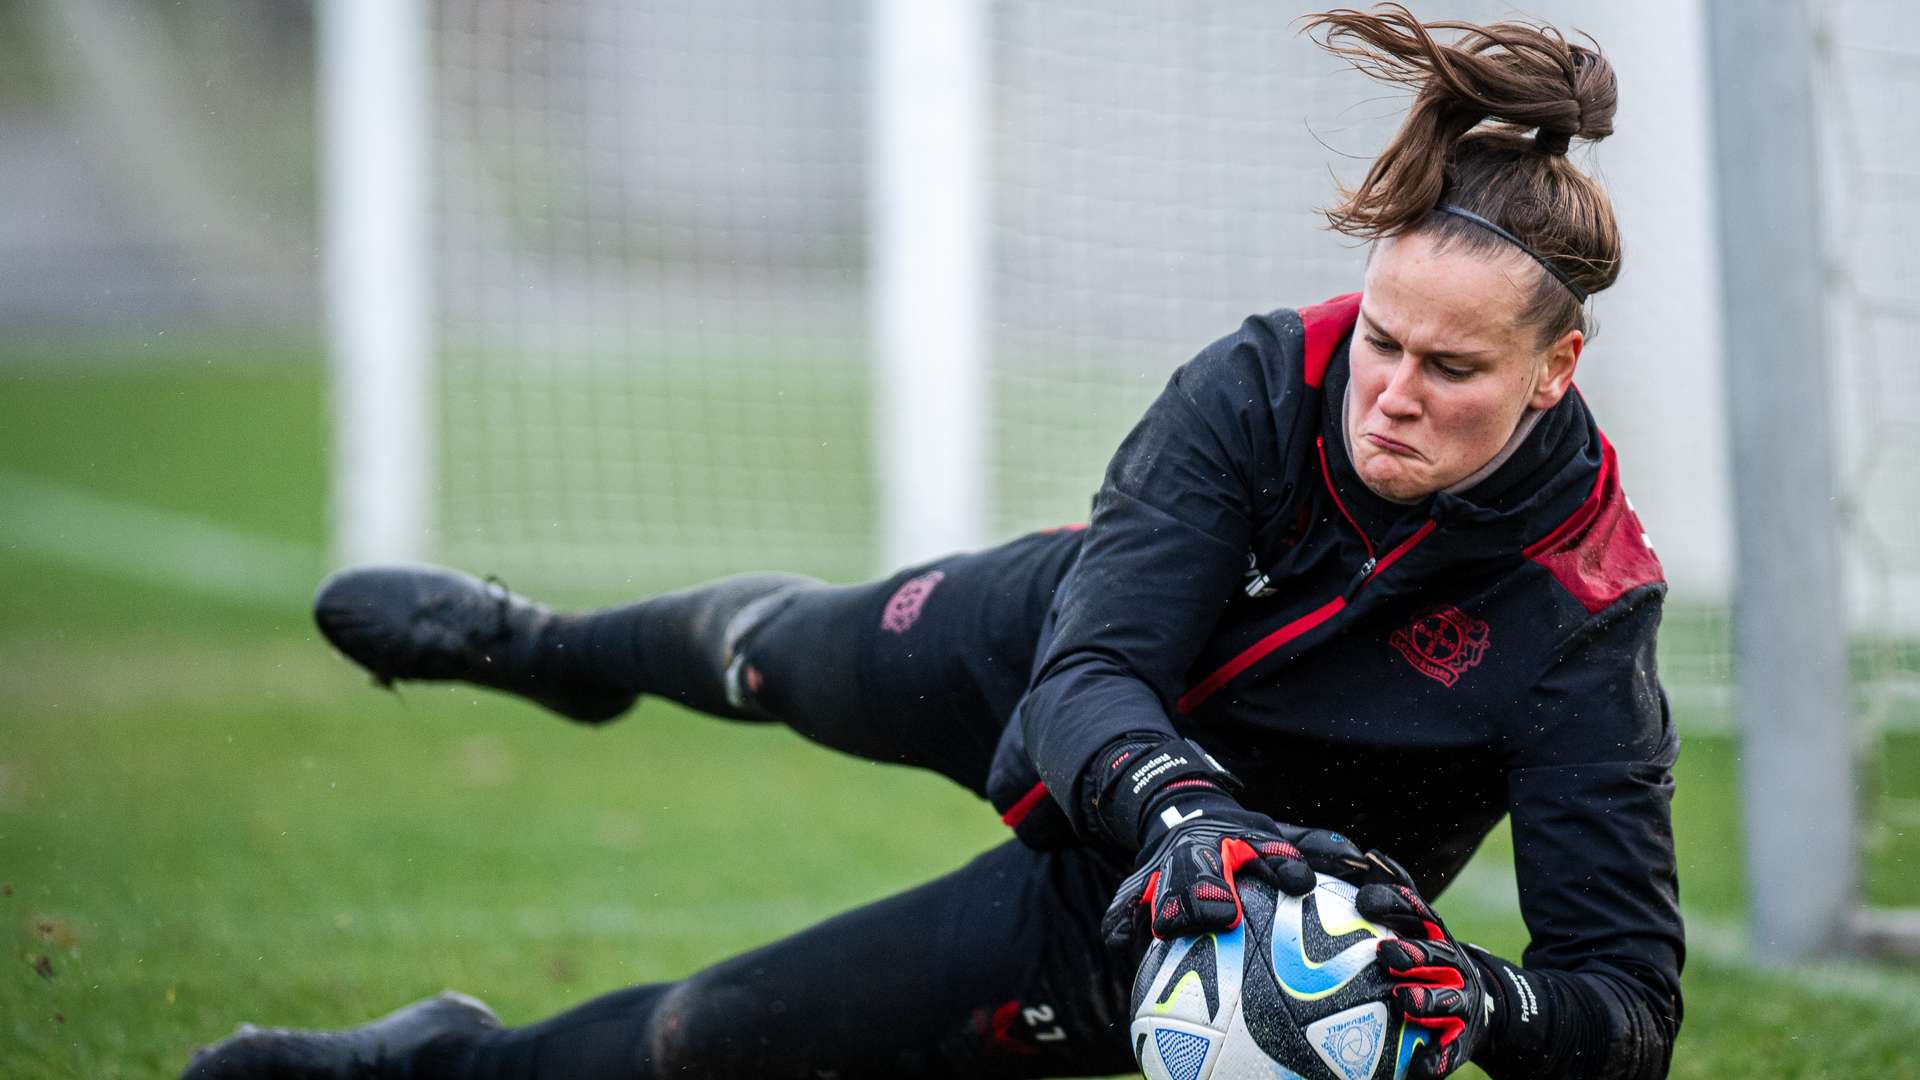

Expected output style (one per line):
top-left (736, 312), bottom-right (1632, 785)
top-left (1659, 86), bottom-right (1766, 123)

top-left (1347, 230), bottom-right (1583, 502)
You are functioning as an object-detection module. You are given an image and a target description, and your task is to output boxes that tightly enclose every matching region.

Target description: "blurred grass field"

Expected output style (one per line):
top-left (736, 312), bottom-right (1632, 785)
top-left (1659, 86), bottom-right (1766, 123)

top-left (2, 348), bottom-right (1918, 1079)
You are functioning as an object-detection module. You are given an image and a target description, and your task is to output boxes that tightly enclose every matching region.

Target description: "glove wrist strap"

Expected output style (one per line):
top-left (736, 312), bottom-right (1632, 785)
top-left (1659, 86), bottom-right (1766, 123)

top-left (1464, 946), bottom-right (1585, 1078)
top-left (1135, 787), bottom-right (1245, 850)
top-left (1087, 736), bottom-right (1242, 850)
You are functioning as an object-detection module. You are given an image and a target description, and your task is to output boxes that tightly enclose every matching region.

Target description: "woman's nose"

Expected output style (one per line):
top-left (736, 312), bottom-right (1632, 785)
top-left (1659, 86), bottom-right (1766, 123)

top-left (1376, 357), bottom-right (1423, 418)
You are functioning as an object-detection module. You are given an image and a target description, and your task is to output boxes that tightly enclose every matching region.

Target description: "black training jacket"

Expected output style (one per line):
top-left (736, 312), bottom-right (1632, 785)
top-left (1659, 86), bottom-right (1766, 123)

top-left (986, 295), bottom-right (1682, 1079)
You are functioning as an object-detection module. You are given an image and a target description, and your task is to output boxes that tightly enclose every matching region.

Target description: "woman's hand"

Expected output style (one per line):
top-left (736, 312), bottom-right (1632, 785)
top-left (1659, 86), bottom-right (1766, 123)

top-left (1356, 851), bottom-right (1495, 1079)
top-left (1090, 736), bottom-right (1368, 951)
top-left (1100, 806), bottom-right (1365, 949)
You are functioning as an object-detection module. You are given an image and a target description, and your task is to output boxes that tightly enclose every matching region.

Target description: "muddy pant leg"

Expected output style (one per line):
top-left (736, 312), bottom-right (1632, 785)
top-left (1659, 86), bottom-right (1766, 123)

top-left (542, 572), bottom-right (821, 722)
top-left (546, 530), bottom-right (1082, 792)
top-left (424, 840), bottom-right (1134, 1080)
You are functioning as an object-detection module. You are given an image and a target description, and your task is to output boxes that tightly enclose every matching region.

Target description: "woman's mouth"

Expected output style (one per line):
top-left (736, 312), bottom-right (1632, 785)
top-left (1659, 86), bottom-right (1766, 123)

top-left (1365, 433), bottom-right (1421, 458)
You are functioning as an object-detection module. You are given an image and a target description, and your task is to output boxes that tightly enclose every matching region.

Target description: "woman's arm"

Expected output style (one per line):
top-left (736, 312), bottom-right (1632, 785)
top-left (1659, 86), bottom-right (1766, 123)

top-left (1354, 591), bottom-right (1681, 1080)
top-left (1480, 591), bottom-right (1684, 1079)
top-left (1014, 315), bottom-right (1291, 839)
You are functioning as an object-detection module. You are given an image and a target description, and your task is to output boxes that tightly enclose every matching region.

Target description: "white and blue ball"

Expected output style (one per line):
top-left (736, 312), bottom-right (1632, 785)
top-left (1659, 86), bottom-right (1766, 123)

top-left (1128, 874), bottom-right (1427, 1080)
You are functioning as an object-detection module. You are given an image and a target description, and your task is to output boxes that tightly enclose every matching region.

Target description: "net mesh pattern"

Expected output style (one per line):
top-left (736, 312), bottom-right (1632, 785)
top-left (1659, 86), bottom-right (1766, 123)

top-left (1817, 0), bottom-right (1920, 904)
top-left (434, 0), bottom-right (873, 596)
top-left (420, 5), bottom-right (1916, 848)
top-left (425, 1), bottom-right (1447, 599)
top-left (985, 6), bottom-right (1377, 538)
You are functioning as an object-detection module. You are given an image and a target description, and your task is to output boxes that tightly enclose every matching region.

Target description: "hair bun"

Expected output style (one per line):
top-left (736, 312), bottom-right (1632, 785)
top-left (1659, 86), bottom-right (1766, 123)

top-left (1308, 1), bottom-right (1624, 290)
top-left (1568, 43), bottom-right (1617, 142)
top-left (1532, 44), bottom-right (1613, 156)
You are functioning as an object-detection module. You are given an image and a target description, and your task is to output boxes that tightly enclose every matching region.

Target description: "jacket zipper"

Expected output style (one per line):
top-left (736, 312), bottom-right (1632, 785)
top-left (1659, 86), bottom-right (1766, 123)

top-left (1343, 557), bottom-right (1378, 599)
top-left (1177, 440), bottom-right (1438, 714)
top-left (1316, 435), bottom-right (1377, 558)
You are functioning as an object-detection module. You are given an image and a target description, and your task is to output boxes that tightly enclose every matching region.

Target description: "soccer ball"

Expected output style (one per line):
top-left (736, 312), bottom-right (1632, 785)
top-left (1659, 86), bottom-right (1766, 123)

top-left (1128, 873), bottom-right (1425, 1080)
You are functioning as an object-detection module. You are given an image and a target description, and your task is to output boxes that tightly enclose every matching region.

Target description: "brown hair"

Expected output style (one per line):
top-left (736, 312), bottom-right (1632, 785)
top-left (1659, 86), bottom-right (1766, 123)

top-left (1303, 4), bottom-right (1621, 343)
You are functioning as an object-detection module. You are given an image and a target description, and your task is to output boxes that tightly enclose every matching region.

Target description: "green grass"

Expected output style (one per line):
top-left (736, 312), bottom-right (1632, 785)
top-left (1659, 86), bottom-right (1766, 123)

top-left (0, 343), bottom-right (326, 545)
top-left (0, 348), bottom-right (327, 645)
top-left (2, 348), bottom-right (1918, 1078)
top-left (1, 642), bottom-right (1007, 1077)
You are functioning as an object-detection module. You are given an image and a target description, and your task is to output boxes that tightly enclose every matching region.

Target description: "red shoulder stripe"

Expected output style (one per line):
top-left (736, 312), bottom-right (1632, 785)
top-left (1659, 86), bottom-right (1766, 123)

top-left (1298, 292), bottom-right (1362, 389)
top-left (1522, 433), bottom-right (1665, 615)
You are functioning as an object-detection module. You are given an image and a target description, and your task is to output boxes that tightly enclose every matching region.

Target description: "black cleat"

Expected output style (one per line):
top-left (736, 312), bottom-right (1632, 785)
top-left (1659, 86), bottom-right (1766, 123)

top-left (181, 990), bottom-right (501, 1079)
top-left (314, 565), bottom-right (635, 723)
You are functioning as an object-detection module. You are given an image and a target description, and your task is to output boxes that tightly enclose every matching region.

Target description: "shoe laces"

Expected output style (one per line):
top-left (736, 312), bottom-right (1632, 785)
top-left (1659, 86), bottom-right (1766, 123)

top-left (453, 574), bottom-right (516, 651)
top-left (411, 574), bottom-right (514, 658)
top-left (481, 575), bottom-right (513, 633)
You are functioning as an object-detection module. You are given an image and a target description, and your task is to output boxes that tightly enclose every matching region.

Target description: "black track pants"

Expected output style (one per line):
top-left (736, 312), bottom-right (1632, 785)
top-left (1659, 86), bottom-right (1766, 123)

top-left (437, 529), bottom-right (1141, 1078)
top-left (438, 840), bottom-right (1136, 1079)
top-left (726, 527), bottom-right (1084, 793)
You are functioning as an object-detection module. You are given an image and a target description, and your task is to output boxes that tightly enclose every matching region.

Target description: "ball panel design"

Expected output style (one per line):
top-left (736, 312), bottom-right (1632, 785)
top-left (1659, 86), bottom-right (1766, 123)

top-left (1131, 1016), bottom-right (1224, 1080)
top-left (1132, 874), bottom-right (1410, 1080)
top-left (1155, 1027), bottom-right (1214, 1080)
top-left (1304, 1001), bottom-right (1389, 1080)
top-left (1211, 994), bottom-right (1313, 1080)
top-left (1132, 937), bottom-right (1174, 1017)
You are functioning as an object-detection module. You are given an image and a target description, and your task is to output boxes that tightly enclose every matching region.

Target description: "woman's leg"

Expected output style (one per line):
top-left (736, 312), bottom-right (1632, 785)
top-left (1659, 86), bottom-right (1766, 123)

top-left (189, 841), bottom-right (1136, 1080)
top-left (698, 528), bottom-right (1082, 791)
top-left (317, 530), bottom-right (1084, 793)
top-left (435, 839), bottom-right (1134, 1079)
top-left (313, 565), bottom-right (818, 724)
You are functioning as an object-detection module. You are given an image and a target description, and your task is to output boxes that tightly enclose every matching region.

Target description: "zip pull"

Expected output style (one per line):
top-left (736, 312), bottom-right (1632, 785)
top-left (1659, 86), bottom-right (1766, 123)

top-left (1344, 556), bottom-right (1378, 599)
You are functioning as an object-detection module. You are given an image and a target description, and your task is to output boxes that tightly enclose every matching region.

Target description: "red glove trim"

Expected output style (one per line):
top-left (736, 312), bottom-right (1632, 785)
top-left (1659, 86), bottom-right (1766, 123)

top-left (1139, 870), bottom-right (1164, 912)
top-left (1215, 837), bottom-right (1261, 932)
top-left (1401, 1013), bottom-right (1467, 1051)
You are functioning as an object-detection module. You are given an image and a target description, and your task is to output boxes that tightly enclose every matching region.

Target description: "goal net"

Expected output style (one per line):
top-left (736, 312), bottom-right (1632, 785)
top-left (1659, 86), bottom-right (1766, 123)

top-left (1817, 0), bottom-right (1920, 912)
top-left (433, 2), bottom-right (875, 593)
top-left (336, 0), bottom-right (1917, 928)
top-left (425, 1), bottom-right (1390, 598)
top-left (417, 0), bottom-right (1752, 714)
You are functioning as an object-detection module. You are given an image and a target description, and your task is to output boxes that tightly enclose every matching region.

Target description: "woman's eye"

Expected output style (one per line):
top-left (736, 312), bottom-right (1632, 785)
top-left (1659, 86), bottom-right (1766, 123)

top-left (1366, 336), bottom-right (1397, 354)
top-left (1433, 362), bottom-right (1473, 381)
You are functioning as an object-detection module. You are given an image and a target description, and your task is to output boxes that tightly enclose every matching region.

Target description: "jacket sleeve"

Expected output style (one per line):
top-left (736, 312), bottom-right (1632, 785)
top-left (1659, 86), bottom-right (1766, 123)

top-left (1013, 320), bottom-right (1289, 839)
top-left (1478, 588), bottom-right (1684, 1080)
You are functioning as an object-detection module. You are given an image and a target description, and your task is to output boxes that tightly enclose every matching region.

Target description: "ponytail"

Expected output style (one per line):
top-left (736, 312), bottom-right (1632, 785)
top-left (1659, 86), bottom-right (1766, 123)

top-left (1303, 4), bottom-right (1622, 341)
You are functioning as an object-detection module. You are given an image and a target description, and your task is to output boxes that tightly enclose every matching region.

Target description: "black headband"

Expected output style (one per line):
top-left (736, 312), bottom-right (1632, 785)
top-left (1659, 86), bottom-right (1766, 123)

top-left (1433, 204), bottom-right (1589, 303)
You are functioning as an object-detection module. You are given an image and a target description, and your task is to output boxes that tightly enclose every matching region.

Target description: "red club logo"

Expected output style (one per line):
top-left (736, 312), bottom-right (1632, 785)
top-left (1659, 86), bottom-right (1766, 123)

top-left (1389, 607), bottom-right (1490, 687)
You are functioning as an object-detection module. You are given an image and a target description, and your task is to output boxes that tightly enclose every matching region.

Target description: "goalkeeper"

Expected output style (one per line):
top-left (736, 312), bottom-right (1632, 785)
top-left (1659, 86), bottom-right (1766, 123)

top-left (188, 7), bottom-right (1681, 1079)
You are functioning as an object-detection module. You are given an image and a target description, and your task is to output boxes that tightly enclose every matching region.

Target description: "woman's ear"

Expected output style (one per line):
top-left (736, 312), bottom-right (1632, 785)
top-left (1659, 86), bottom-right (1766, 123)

top-left (1529, 328), bottom-right (1583, 411)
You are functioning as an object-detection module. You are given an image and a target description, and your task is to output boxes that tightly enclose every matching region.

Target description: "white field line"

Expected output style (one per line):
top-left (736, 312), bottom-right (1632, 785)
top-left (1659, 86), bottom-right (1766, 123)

top-left (0, 470), bottom-right (322, 607)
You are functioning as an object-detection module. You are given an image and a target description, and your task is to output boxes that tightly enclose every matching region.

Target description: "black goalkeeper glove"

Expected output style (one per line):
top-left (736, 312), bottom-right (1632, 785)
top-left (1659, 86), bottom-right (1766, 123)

top-left (1354, 851), bottom-right (1494, 1079)
top-left (1090, 736), bottom-right (1367, 950)
top-left (1100, 803), bottom-right (1369, 949)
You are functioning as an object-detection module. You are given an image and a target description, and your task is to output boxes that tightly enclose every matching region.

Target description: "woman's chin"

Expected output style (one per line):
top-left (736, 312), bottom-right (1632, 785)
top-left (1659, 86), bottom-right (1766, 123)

top-left (1356, 463), bottom-right (1437, 504)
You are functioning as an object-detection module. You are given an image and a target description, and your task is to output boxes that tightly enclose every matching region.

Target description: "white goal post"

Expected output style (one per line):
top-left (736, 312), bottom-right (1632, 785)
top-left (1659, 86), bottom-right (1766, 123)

top-left (320, 0), bottom-right (433, 567)
top-left (870, 0), bottom-right (990, 568)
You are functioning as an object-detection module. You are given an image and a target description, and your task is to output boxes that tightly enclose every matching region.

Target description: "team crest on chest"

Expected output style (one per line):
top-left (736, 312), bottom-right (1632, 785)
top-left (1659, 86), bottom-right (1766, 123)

top-left (1389, 607), bottom-right (1490, 686)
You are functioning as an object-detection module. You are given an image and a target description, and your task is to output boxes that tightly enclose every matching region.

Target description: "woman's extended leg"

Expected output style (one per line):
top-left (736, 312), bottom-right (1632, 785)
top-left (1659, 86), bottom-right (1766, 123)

top-left (312, 566), bottom-right (818, 724)
top-left (185, 840), bottom-right (1137, 1080)
top-left (315, 529), bottom-right (1084, 792)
